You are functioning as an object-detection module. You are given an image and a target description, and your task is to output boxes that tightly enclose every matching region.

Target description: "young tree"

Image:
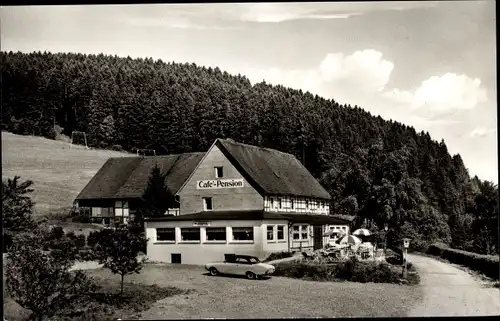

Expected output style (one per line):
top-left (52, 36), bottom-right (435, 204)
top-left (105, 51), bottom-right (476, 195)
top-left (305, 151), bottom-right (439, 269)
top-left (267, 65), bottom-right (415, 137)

top-left (92, 227), bottom-right (148, 297)
top-left (6, 229), bottom-right (96, 321)
top-left (2, 176), bottom-right (37, 252)
top-left (141, 163), bottom-right (174, 217)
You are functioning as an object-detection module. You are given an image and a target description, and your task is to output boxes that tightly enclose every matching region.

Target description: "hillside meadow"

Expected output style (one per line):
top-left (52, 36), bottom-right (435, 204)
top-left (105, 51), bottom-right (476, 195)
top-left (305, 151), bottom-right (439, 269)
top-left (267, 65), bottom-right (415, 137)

top-left (1, 131), bottom-right (130, 216)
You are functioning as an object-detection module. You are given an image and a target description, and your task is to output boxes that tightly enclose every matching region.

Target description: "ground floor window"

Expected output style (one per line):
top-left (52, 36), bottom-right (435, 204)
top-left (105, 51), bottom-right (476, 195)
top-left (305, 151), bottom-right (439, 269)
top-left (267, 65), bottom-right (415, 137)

top-left (267, 225), bottom-right (274, 241)
top-left (181, 228), bottom-right (200, 241)
top-left (277, 225), bottom-right (285, 240)
top-left (292, 224), bottom-right (308, 240)
top-left (232, 227), bottom-right (254, 241)
top-left (156, 228), bottom-right (175, 241)
top-left (206, 227), bottom-right (226, 241)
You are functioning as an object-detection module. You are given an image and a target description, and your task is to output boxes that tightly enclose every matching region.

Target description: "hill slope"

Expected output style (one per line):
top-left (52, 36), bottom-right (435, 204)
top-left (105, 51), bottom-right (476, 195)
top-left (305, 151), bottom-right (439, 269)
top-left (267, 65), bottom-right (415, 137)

top-left (1, 131), bottom-right (130, 215)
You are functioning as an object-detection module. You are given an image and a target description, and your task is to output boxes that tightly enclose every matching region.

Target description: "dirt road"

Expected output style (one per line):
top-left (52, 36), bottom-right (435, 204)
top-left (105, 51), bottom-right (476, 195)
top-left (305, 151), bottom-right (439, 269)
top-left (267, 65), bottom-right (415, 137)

top-left (407, 253), bottom-right (500, 316)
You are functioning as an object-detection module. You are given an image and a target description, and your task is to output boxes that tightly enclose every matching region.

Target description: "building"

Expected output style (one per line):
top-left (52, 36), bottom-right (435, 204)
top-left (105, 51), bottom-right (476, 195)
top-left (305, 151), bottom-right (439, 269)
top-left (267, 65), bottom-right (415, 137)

top-left (74, 138), bottom-right (351, 264)
top-left (74, 153), bottom-right (204, 224)
top-left (144, 138), bottom-right (351, 264)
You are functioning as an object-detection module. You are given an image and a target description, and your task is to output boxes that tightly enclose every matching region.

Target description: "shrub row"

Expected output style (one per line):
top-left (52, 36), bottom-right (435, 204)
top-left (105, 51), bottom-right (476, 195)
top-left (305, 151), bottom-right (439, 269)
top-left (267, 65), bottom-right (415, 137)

top-left (263, 251), bottom-right (294, 262)
top-left (427, 243), bottom-right (499, 280)
top-left (272, 257), bottom-right (406, 284)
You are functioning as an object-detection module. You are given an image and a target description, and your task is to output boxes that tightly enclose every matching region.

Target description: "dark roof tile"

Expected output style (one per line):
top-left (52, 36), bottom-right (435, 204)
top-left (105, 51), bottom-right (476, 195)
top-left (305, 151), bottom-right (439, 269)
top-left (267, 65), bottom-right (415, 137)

top-left (216, 139), bottom-right (331, 200)
top-left (76, 153), bottom-right (204, 200)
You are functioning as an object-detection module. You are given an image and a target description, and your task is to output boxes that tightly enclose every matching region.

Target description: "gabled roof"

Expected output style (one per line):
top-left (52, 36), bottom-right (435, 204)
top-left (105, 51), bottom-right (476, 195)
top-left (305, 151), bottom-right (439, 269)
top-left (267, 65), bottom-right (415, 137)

top-left (145, 210), bottom-right (350, 225)
top-left (75, 153), bottom-right (204, 201)
top-left (215, 139), bottom-right (331, 200)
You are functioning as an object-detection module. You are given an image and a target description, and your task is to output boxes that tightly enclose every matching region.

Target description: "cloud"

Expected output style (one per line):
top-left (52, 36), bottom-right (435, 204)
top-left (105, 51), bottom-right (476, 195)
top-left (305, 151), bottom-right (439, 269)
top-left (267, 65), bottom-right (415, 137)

top-left (236, 2), bottom-right (439, 23)
top-left (243, 49), bottom-right (395, 101)
top-left (319, 50), bottom-right (394, 93)
top-left (469, 127), bottom-right (496, 138)
top-left (117, 2), bottom-right (441, 29)
top-left (384, 73), bottom-right (488, 116)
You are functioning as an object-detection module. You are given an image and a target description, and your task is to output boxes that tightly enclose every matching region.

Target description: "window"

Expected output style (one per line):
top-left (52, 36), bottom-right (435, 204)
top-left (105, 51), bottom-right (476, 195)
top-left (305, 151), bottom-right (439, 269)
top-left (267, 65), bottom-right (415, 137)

top-left (215, 166), bottom-right (223, 178)
top-left (157, 228), bottom-right (175, 241)
top-left (203, 197), bottom-right (213, 211)
top-left (232, 227), bottom-right (254, 241)
top-left (342, 226), bottom-right (347, 231)
top-left (171, 254), bottom-right (181, 264)
top-left (292, 225), bottom-right (308, 241)
top-left (236, 257), bottom-right (250, 264)
top-left (206, 227), bottom-right (226, 241)
top-left (181, 228), bottom-right (200, 241)
top-left (267, 225), bottom-right (274, 241)
top-left (277, 225), bottom-right (285, 240)
top-left (301, 225), bottom-right (308, 239)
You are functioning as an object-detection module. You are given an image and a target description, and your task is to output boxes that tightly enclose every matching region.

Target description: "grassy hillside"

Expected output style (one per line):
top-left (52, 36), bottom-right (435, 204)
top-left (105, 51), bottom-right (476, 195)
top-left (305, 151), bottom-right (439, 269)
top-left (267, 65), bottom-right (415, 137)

top-left (1, 131), bottom-right (131, 215)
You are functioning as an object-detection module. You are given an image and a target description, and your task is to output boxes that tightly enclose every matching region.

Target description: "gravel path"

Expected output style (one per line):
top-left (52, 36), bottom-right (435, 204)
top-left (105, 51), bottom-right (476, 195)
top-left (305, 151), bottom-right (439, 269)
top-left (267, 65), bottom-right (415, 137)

top-left (407, 253), bottom-right (500, 317)
top-left (86, 264), bottom-right (424, 319)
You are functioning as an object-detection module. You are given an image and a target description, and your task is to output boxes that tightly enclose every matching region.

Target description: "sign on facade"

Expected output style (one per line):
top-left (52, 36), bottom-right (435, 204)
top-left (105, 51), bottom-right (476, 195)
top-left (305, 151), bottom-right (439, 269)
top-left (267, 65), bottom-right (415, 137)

top-left (196, 178), bottom-right (244, 189)
top-left (193, 221), bottom-right (211, 227)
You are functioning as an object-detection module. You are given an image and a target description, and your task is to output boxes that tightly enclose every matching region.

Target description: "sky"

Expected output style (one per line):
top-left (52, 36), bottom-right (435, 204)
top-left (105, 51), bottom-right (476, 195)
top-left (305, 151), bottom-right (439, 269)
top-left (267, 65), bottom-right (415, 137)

top-left (1, 1), bottom-right (497, 183)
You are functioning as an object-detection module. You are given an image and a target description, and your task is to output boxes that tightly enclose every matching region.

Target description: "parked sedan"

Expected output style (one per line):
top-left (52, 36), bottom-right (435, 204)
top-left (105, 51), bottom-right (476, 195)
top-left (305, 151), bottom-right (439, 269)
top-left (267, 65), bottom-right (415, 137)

top-left (205, 255), bottom-right (275, 279)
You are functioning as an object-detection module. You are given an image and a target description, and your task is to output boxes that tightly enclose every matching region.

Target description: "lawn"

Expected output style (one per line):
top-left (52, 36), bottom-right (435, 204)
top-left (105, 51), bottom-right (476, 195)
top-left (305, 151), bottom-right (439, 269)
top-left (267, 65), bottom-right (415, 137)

top-left (3, 261), bottom-right (425, 319)
top-left (87, 263), bottom-right (424, 319)
top-left (3, 263), bottom-right (193, 321)
top-left (1, 131), bottom-right (131, 216)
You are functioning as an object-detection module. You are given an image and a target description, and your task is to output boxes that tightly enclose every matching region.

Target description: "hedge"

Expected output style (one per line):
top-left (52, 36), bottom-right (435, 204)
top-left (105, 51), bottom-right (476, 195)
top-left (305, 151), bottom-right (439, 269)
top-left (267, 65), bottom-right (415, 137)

top-left (263, 251), bottom-right (294, 262)
top-left (272, 257), bottom-right (406, 284)
top-left (427, 243), bottom-right (499, 280)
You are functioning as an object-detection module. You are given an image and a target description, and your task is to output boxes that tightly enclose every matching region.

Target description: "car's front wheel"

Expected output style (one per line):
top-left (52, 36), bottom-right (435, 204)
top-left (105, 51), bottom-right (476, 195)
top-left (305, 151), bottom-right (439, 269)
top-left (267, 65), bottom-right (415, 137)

top-left (245, 271), bottom-right (256, 279)
top-left (209, 267), bottom-right (219, 276)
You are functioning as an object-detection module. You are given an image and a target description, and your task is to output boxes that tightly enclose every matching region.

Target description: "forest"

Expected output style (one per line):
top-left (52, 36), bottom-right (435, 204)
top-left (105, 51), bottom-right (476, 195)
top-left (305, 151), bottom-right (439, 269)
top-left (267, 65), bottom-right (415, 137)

top-left (1, 50), bottom-right (498, 255)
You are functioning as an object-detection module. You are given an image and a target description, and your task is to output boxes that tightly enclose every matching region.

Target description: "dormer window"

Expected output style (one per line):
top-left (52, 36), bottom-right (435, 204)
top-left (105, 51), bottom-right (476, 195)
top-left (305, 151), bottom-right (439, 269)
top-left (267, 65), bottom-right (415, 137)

top-left (215, 166), bottom-right (224, 178)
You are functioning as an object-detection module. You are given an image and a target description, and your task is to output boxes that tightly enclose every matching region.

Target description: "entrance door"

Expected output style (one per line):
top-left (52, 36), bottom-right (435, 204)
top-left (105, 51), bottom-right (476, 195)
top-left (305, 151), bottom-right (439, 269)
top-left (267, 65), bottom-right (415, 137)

top-left (313, 225), bottom-right (323, 250)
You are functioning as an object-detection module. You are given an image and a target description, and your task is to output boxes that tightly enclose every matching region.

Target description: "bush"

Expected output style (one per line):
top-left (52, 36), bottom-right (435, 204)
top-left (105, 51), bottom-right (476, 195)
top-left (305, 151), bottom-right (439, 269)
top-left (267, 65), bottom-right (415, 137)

top-left (427, 243), bottom-right (499, 280)
top-left (6, 231), bottom-right (97, 321)
top-left (273, 262), bottom-right (337, 280)
top-left (111, 144), bottom-right (123, 151)
top-left (273, 258), bottom-right (406, 284)
top-left (263, 251), bottom-right (294, 262)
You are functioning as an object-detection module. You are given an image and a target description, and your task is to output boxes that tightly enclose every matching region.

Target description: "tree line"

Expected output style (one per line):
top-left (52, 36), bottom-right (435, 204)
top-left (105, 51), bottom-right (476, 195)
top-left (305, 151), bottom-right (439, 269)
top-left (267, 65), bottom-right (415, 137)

top-left (1, 50), bottom-right (497, 254)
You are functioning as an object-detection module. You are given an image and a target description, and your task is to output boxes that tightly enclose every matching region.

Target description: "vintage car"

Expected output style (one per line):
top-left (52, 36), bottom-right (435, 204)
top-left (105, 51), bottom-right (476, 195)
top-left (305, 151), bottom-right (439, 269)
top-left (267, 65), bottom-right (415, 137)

top-left (204, 255), bottom-right (275, 279)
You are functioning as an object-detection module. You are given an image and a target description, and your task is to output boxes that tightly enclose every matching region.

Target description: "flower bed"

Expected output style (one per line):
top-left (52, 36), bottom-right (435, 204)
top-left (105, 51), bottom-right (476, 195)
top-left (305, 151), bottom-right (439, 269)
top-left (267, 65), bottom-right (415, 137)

top-left (272, 256), bottom-right (418, 285)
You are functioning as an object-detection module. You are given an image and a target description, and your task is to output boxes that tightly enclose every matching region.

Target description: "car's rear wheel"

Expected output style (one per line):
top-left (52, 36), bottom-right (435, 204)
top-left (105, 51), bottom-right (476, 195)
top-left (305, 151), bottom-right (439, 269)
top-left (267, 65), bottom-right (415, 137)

top-left (246, 271), bottom-right (256, 279)
top-left (209, 267), bottom-right (219, 276)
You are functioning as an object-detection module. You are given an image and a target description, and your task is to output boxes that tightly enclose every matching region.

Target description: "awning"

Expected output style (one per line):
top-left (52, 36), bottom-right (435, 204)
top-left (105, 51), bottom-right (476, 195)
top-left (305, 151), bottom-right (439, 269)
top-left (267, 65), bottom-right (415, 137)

top-left (145, 210), bottom-right (351, 225)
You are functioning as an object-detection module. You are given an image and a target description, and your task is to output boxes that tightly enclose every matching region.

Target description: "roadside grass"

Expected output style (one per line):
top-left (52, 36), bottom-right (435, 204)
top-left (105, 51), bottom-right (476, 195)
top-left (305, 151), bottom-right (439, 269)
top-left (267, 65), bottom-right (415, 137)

top-left (1, 131), bottom-right (131, 216)
top-left (414, 251), bottom-right (499, 288)
top-left (3, 266), bottom-right (194, 321)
